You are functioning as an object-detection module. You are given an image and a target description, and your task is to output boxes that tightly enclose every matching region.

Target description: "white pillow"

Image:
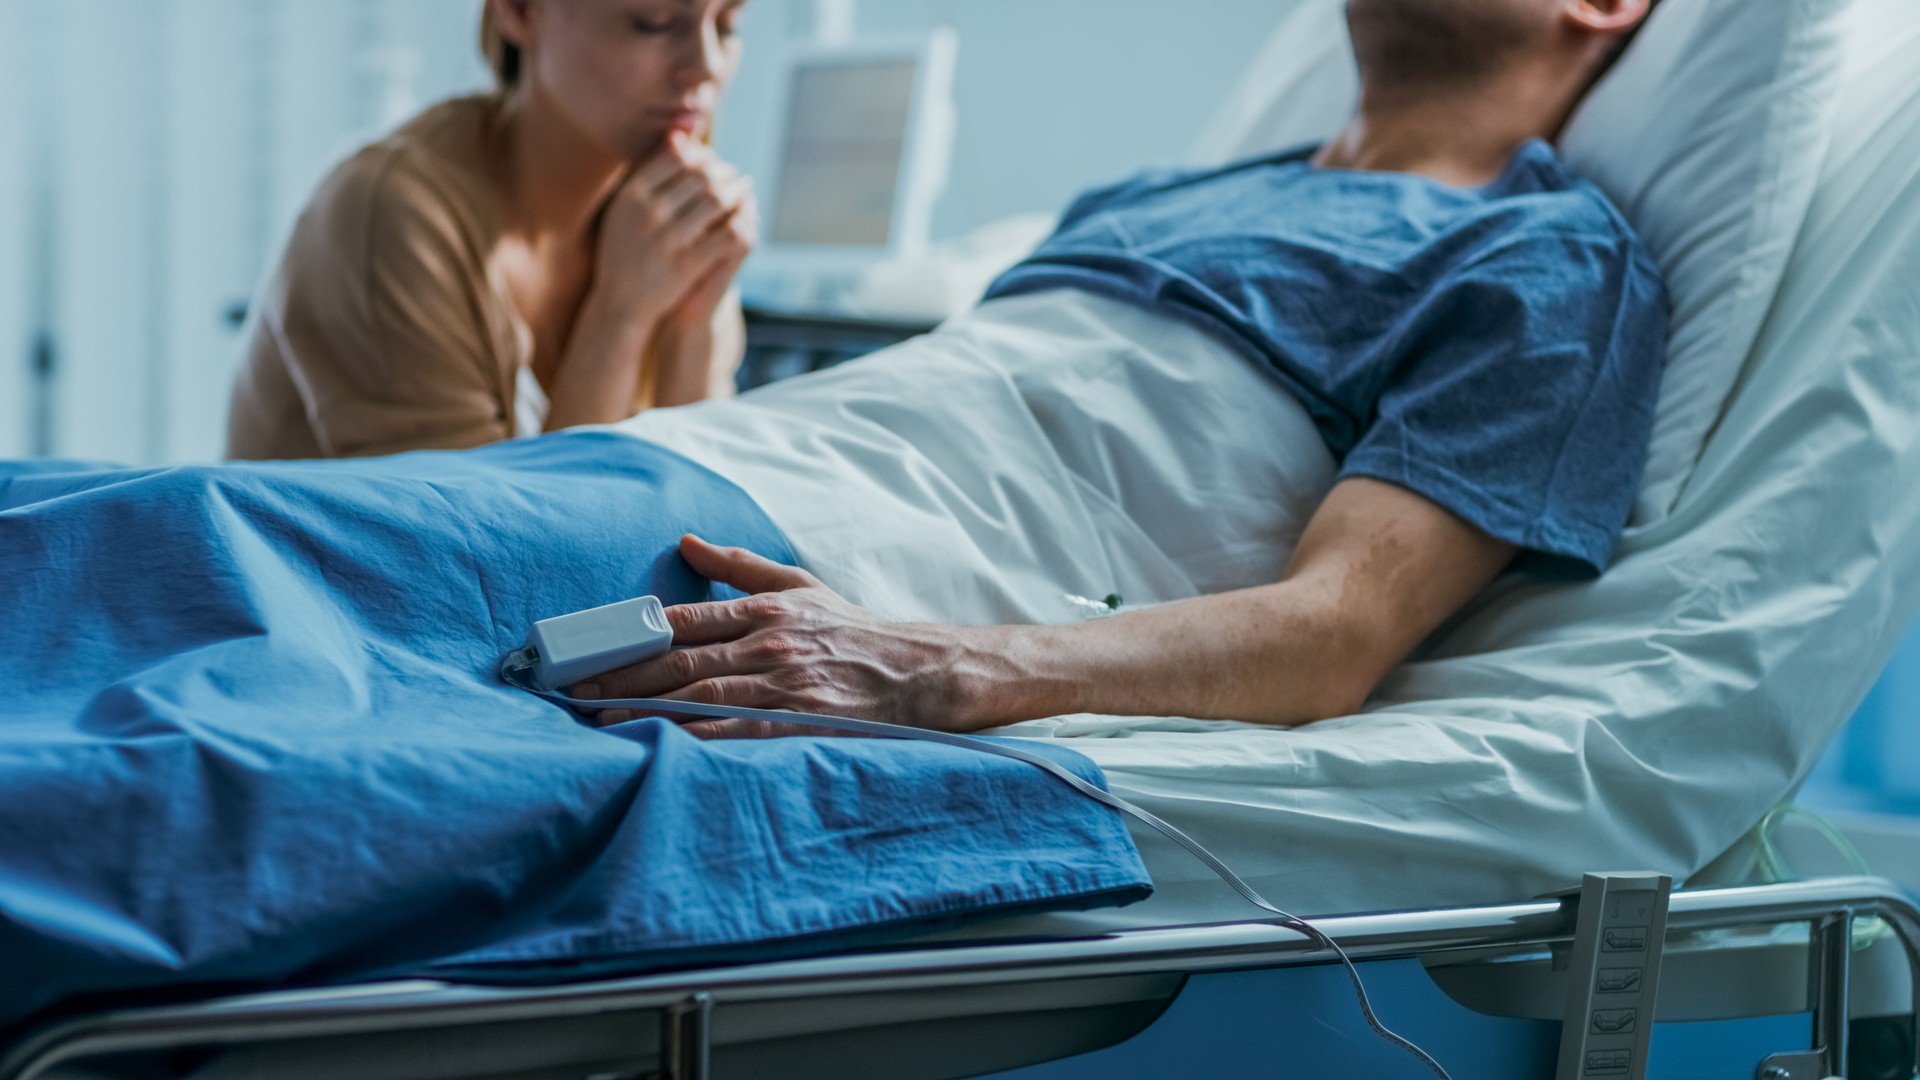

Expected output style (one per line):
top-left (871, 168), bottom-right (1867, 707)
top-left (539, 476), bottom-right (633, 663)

top-left (1188, 0), bottom-right (1850, 526)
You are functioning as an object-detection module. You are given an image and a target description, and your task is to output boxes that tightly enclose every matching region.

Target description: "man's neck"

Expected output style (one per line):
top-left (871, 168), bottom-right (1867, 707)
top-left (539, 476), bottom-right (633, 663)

top-left (1314, 65), bottom-right (1576, 189)
top-left (495, 91), bottom-right (634, 243)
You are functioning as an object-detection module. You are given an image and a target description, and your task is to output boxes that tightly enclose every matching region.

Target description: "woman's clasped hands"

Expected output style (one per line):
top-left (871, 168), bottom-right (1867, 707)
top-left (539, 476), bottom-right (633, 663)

top-left (549, 132), bottom-right (758, 426)
top-left (595, 131), bottom-right (757, 333)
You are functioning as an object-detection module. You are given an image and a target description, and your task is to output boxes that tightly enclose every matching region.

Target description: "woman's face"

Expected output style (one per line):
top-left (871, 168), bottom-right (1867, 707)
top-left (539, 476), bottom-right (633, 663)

top-left (510, 0), bottom-right (748, 162)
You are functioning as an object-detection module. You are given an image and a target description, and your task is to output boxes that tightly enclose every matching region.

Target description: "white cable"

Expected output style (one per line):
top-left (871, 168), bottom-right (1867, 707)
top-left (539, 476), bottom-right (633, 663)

top-left (501, 662), bottom-right (1454, 1080)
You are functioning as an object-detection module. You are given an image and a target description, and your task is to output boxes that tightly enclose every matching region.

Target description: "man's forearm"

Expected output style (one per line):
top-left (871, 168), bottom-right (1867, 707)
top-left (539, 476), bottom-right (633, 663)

top-left (953, 479), bottom-right (1518, 730)
top-left (956, 581), bottom-right (1375, 729)
top-left (591, 486), bottom-right (1512, 735)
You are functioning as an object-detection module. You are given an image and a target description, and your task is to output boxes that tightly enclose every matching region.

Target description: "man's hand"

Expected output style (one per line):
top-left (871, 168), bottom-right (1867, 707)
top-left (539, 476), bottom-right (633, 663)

top-left (577, 479), bottom-right (1516, 737)
top-left (576, 536), bottom-right (999, 736)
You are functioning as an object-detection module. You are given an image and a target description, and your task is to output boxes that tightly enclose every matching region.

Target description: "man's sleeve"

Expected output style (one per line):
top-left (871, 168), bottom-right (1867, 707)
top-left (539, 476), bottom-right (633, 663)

top-left (1338, 230), bottom-right (1670, 576)
top-left (263, 150), bottom-right (515, 459)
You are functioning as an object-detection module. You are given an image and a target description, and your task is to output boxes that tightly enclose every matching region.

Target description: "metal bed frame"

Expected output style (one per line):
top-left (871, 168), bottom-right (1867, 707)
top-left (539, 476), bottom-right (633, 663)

top-left (4, 876), bottom-right (1915, 1080)
top-left (738, 305), bottom-right (940, 389)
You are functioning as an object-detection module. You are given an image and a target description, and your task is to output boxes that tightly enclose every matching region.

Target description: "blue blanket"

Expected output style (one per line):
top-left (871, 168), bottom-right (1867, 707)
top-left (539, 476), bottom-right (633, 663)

top-left (0, 433), bottom-right (1149, 1033)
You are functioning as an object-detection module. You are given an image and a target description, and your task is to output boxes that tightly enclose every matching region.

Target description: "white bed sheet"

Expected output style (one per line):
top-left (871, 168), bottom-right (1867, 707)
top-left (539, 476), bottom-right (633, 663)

top-left (617, 283), bottom-right (1673, 928)
top-left (623, 289), bottom-right (1333, 631)
top-left (609, 0), bottom-right (1920, 928)
top-left (620, 290), bottom-right (1359, 927)
top-left (1072, 0), bottom-right (1920, 926)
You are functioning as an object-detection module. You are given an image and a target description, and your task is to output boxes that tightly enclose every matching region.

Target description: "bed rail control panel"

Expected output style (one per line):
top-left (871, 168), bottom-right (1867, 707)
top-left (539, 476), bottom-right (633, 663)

top-left (1554, 872), bottom-right (1674, 1080)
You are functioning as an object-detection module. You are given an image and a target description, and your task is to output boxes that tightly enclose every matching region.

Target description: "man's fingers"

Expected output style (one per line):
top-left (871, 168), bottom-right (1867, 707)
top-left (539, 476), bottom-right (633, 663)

top-left (595, 715), bottom-right (841, 739)
top-left (588, 676), bottom-right (768, 728)
top-left (577, 677), bottom-right (861, 739)
top-left (680, 535), bottom-right (819, 594)
top-left (683, 718), bottom-right (853, 741)
top-left (663, 598), bottom-right (761, 645)
top-left (682, 718), bottom-right (777, 740)
top-left (577, 640), bottom-right (742, 700)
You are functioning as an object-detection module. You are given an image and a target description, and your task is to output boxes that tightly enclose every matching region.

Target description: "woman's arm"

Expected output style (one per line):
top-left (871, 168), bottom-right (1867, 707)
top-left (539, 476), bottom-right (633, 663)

top-left (581, 478), bottom-right (1516, 731)
top-left (650, 287), bottom-right (748, 408)
top-left (649, 167), bottom-right (755, 408)
top-left (231, 149), bottom-right (519, 460)
top-left (543, 137), bottom-right (754, 430)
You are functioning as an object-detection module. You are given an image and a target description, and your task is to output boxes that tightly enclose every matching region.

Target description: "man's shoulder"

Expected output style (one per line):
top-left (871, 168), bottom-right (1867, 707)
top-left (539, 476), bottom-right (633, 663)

top-left (1495, 141), bottom-right (1647, 252)
top-left (1456, 196), bottom-right (1668, 323)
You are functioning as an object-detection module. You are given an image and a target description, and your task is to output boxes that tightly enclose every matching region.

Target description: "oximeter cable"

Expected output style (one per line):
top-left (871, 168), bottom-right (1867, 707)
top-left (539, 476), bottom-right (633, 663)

top-left (500, 658), bottom-right (1454, 1080)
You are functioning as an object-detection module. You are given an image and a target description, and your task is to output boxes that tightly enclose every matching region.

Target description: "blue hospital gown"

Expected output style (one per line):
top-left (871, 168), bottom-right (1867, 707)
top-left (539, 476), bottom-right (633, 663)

top-left (987, 139), bottom-right (1670, 575)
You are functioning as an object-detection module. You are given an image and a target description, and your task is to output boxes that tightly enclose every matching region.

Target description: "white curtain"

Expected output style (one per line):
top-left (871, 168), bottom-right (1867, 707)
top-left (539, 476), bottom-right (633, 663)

top-left (4, 0), bottom-right (1299, 465)
top-left (0, 0), bottom-right (33, 459)
top-left (1, 0), bottom-right (486, 465)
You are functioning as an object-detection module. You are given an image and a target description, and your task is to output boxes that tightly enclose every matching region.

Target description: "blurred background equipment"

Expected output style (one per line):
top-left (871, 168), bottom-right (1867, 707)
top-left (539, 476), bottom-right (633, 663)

top-left (734, 20), bottom-right (962, 383)
top-left (761, 30), bottom-right (955, 261)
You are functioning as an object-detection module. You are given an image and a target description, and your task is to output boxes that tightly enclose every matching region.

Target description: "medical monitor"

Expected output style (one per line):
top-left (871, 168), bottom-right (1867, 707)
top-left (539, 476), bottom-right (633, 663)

top-left (759, 30), bottom-right (957, 272)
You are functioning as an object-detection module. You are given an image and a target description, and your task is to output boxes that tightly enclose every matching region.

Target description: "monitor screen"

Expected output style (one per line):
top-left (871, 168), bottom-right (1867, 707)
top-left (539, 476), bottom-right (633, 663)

top-left (768, 58), bottom-right (920, 249)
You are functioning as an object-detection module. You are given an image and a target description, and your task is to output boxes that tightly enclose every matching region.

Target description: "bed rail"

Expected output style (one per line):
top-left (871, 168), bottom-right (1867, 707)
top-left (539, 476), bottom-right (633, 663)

top-left (4, 875), bottom-right (1915, 1080)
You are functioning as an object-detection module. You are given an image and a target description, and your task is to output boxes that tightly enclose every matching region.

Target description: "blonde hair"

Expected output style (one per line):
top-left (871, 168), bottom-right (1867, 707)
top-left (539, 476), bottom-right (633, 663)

top-left (479, 3), bottom-right (522, 88)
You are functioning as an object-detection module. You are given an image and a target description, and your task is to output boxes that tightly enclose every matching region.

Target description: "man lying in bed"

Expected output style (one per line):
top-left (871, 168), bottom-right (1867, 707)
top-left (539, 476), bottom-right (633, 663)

top-left (0, 1), bottom-right (1675, 1019)
top-left (582, 0), bottom-right (1669, 734)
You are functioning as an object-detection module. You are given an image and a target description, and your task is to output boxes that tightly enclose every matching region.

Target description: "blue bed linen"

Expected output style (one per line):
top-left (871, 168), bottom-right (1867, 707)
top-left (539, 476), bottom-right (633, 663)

top-left (0, 433), bottom-right (1149, 1033)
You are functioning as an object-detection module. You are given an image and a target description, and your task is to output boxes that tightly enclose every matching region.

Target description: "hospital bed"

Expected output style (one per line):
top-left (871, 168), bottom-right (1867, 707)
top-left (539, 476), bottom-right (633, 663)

top-left (2, 877), bottom-right (1915, 1079)
top-left (737, 304), bottom-right (937, 389)
top-left (8, 0), bottom-right (1920, 1075)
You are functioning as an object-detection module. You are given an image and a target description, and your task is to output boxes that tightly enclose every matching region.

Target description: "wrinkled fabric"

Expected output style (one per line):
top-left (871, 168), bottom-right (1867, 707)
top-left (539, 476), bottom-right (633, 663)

top-left (639, 57), bottom-right (1920, 926)
top-left (988, 140), bottom-right (1670, 574)
top-left (0, 433), bottom-right (1147, 1033)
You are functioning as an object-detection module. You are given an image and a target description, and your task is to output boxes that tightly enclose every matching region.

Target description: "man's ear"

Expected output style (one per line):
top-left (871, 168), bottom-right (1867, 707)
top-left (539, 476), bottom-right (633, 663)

top-left (1564, 0), bottom-right (1654, 35)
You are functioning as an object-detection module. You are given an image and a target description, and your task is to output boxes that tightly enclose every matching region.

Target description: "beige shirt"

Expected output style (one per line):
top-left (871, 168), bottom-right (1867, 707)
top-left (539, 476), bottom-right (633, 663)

top-left (228, 95), bottom-right (550, 460)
